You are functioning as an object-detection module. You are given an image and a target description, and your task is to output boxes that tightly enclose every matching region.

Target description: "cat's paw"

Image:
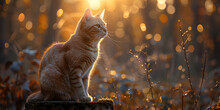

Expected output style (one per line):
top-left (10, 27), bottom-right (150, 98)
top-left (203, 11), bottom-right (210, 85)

top-left (71, 95), bottom-right (92, 102)
top-left (80, 96), bottom-right (92, 102)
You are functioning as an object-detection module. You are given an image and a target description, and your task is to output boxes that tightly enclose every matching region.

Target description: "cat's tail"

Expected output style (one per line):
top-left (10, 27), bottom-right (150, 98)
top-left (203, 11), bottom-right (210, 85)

top-left (26, 91), bottom-right (44, 102)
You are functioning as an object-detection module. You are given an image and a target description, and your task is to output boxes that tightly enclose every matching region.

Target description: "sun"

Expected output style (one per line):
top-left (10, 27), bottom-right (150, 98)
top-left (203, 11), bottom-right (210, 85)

top-left (88, 0), bottom-right (101, 10)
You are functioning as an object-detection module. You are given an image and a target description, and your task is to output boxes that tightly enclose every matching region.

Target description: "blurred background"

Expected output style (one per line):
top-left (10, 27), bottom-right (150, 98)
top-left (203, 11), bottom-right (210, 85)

top-left (0, 0), bottom-right (220, 109)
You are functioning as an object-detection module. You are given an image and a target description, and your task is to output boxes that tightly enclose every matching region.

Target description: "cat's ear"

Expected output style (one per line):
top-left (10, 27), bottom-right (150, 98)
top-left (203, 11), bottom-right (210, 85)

top-left (96, 9), bottom-right (105, 19)
top-left (82, 9), bottom-right (92, 22)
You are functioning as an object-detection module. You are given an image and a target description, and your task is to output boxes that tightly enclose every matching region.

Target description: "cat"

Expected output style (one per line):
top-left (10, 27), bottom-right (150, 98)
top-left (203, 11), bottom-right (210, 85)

top-left (26, 9), bottom-right (107, 102)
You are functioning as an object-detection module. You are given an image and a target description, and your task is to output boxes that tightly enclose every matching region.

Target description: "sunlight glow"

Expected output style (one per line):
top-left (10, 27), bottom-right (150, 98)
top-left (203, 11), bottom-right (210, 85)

top-left (106, 0), bottom-right (115, 12)
top-left (88, 0), bottom-right (101, 10)
top-left (1, 0), bottom-right (218, 109)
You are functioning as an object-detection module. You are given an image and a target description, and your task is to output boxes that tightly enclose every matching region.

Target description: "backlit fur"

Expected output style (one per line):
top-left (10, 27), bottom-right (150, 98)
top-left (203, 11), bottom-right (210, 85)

top-left (26, 9), bottom-right (107, 102)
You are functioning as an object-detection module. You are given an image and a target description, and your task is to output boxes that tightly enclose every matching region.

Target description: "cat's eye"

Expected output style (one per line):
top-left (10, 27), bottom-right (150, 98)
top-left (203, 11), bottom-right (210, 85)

top-left (94, 24), bottom-right (100, 28)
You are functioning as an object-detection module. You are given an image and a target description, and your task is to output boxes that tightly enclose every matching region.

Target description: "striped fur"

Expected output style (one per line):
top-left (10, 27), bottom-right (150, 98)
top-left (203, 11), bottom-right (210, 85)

top-left (26, 9), bottom-right (107, 102)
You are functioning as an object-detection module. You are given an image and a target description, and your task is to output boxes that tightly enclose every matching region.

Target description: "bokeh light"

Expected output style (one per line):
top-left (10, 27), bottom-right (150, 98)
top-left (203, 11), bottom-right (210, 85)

top-left (18, 13), bottom-right (25, 22)
top-left (182, 68), bottom-right (185, 72)
top-left (123, 11), bottom-right (130, 19)
top-left (140, 23), bottom-right (147, 32)
top-left (26, 21), bottom-right (33, 30)
top-left (110, 70), bottom-right (116, 75)
top-left (5, 0), bottom-right (11, 4)
top-left (188, 26), bottom-right (192, 30)
top-left (154, 33), bottom-right (162, 42)
top-left (121, 74), bottom-right (126, 79)
top-left (4, 42), bottom-right (9, 48)
top-left (178, 65), bottom-right (182, 70)
top-left (115, 28), bottom-right (125, 38)
top-left (159, 14), bottom-right (168, 24)
top-left (188, 45), bottom-right (195, 53)
top-left (176, 45), bottom-right (182, 53)
top-left (38, 14), bottom-right (48, 33)
top-left (57, 9), bottom-right (63, 17)
top-left (117, 21), bottom-right (124, 28)
top-left (145, 34), bottom-right (152, 40)
top-left (197, 24), bottom-right (204, 32)
top-left (180, 0), bottom-right (188, 6)
top-left (106, 0), bottom-right (115, 12)
top-left (167, 5), bottom-right (175, 14)
top-left (205, 0), bottom-right (214, 14)
top-left (158, 0), bottom-right (166, 4)
top-left (27, 33), bottom-right (35, 41)
top-left (166, 0), bottom-right (174, 5)
top-left (157, 3), bottom-right (166, 10)
top-left (40, 5), bottom-right (47, 12)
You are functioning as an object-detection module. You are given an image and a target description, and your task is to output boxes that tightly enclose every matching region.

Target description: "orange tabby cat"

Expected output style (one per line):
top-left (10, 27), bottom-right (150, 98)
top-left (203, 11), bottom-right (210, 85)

top-left (26, 9), bottom-right (107, 102)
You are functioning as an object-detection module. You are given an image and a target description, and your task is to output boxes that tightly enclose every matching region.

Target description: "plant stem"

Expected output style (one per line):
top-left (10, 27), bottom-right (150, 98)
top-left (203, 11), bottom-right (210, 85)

top-left (182, 92), bottom-right (184, 110)
top-left (146, 57), bottom-right (156, 110)
top-left (178, 20), bottom-right (197, 110)
top-left (15, 72), bottom-right (19, 87)
top-left (194, 51), bottom-right (207, 109)
top-left (147, 73), bottom-right (156, 110)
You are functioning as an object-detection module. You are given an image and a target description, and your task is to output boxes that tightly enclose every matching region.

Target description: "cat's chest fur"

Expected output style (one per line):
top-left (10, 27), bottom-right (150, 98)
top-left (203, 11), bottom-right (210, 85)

top-left (62, 44), bottom-right (98, 77)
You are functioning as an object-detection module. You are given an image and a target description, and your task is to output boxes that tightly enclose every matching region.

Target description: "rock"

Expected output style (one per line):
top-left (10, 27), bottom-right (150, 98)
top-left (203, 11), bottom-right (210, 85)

top-left (25, 100), bottom-right (114, 110)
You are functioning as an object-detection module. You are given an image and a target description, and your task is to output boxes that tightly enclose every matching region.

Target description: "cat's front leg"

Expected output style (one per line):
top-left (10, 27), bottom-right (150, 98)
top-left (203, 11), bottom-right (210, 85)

top-left (83, 76), bottom-right (88, 95)
top-left (82, 77), bottom-right (89, 96)
top-left (70, 69), bottom-right (91, 102)
top-left (83, 77), bottom-right (93, 102)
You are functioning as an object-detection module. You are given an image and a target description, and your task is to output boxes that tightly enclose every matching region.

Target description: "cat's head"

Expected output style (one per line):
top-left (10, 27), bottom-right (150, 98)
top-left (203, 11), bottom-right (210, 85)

top-left (78, 9), bottom-right (107, 41)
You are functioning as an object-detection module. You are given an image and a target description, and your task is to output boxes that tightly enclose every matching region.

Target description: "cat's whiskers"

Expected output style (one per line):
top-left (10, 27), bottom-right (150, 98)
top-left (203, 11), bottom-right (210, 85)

top-left (104, 32), bottom-right (121, 47)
